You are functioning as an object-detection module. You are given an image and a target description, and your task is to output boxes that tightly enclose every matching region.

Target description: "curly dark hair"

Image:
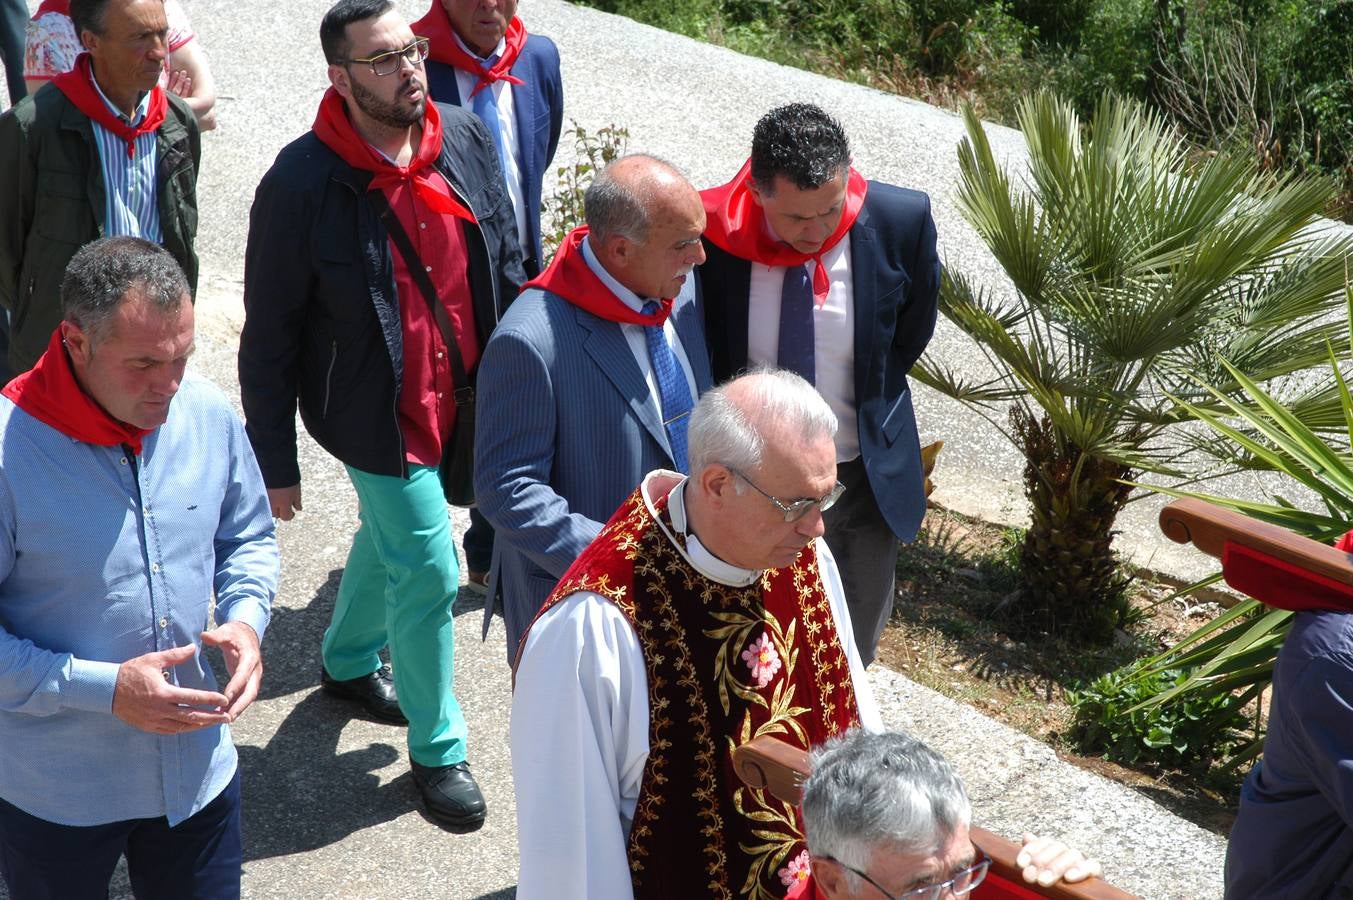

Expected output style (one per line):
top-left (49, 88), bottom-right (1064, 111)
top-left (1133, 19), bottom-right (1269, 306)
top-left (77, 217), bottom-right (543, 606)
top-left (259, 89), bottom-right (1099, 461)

top-left (749, 103), bottom-right (851, 195)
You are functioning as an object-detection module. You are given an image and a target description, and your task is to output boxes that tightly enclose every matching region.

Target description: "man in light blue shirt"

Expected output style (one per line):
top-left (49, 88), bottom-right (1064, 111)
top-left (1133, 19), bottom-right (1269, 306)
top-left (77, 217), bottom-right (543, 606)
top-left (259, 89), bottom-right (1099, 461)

top-left (0, 237), bottom-right (277, 899)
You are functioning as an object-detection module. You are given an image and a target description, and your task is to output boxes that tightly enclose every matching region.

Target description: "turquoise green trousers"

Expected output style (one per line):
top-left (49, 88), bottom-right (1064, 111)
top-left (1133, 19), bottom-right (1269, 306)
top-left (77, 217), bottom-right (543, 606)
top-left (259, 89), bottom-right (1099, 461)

top-left (323, 464), bottom-right (467, 767)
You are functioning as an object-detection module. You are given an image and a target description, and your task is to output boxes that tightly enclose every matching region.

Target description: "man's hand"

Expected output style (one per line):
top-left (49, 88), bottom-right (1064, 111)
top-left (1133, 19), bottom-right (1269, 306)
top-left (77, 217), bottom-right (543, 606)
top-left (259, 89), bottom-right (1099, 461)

top-left (1017, 833), bottom-right (1103, 887)
top-left (268, 484), bottom-right (302, 521)
top-left (200, 621), bottom-right (262, 721)
top-left (112, 645), bottom-right (230, 735)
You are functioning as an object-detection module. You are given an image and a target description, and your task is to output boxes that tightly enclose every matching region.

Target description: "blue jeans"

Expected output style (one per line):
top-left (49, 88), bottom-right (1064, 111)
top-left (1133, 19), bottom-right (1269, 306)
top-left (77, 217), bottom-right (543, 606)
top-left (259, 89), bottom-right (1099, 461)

top-left (0, 769), bottom-right (242, 900)
top-left (324, 464), bottom-right (468, 767)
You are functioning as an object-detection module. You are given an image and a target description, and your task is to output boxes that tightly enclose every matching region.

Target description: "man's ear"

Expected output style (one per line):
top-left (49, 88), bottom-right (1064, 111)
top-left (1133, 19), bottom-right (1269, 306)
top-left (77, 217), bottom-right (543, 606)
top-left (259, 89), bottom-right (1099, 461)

top-left (598, 232), bottom-right (633, 272)
top-left (78, 27), bottom-right (99, 54)
top-left (61, 321), bottom-right (93, 368)
top-left (813, 858), bottom-right (848, 898)
top-left (699, 464), bottom-right (737, 509)
top-left (746, 178), bottom-right (768, 209)
top-left (328, 64), bottom-right (352, 99)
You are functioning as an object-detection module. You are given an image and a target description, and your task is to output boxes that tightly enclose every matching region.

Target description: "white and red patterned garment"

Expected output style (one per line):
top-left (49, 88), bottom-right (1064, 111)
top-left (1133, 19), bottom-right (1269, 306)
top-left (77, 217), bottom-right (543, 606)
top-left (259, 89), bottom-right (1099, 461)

top-left (24, 0), bottom-right (195, 85)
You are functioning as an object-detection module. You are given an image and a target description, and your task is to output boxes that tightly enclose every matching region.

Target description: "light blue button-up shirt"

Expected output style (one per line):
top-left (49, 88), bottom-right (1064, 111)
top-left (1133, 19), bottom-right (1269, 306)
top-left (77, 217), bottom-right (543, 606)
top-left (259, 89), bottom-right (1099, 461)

top-left (0, 373), bottom-right (277, 826)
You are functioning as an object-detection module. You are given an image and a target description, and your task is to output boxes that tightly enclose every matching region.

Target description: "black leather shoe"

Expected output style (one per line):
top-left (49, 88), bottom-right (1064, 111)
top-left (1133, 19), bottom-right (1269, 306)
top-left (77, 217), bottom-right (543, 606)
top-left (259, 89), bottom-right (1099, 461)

top-left (410, 759), bottom-right (487, 832)
top-left (320, 664), bottom-right (407, 725)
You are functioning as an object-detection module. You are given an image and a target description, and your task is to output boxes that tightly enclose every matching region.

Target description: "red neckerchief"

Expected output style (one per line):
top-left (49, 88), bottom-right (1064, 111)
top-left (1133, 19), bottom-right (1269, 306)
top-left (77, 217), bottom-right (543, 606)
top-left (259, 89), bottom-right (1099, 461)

top-left (701, 159), bottom-right (868, 307)
top-left (34, 0), bottom-right (68, 16)
top-left (51, 53), bottom-right (166, 160)
top-left (2, 328), bottom-right (151, 454)
top-left (412, 4), bottom-right (526, 98)
top-left (312, 88), bottom-right (476, 222)
top-left (526, 227), bottom-right (673, 326)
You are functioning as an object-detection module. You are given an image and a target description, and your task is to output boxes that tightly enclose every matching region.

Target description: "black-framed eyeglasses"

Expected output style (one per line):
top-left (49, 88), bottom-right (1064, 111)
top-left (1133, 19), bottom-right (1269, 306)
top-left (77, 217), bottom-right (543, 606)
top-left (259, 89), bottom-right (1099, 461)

top-left (727, 467), bottom-right (845, 522)
top-left (818, 853), bottom-right (990, 900)
top-left (339, 37), bottom-right (430, 76)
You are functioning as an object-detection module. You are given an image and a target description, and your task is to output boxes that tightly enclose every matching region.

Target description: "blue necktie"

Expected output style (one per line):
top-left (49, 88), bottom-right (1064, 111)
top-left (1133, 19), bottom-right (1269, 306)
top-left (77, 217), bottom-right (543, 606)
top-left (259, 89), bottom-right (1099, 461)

top-left (642, 301), bottom-right (693, 473)
top-left (778, 263), bottom-right (816, 384)
top-left (470, 59), bottom-right (510, 184)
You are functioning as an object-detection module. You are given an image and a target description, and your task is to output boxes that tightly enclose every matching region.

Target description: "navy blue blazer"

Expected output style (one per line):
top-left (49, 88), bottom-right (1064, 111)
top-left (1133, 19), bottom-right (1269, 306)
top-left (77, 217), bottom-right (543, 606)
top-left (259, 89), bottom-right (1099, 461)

top-left (473, 278), bottom-right (713, 659)
top-left (699, 182), bottom-right (940, 542)
top-left (426, 34), bottom-right (563, 277)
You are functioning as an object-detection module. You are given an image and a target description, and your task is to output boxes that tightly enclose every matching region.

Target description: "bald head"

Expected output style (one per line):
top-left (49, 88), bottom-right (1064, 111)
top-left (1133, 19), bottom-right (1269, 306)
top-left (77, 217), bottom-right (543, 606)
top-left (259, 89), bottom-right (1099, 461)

top-left (585, 154), bottom-right (707, 300)
top-left (689, 368), bottom-right (837, 477)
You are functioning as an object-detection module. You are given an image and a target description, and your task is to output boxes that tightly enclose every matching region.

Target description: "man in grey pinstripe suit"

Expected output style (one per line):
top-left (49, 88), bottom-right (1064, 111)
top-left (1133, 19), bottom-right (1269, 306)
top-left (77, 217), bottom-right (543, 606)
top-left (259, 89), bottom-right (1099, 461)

top-left (474, 154), bottom-right (714, 660)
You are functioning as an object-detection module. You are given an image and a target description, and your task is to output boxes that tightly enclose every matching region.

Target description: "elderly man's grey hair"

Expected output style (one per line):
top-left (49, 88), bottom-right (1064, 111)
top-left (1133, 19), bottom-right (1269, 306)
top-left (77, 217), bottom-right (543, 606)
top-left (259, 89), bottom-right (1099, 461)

top-left (584, 154), bottom-right (684, 245)
top-left (802, 729), bottom-right (972, 890)
top-left (62, 236), bottom-right (190, 346)
top-left (687, 367), bottom-right (837, 477)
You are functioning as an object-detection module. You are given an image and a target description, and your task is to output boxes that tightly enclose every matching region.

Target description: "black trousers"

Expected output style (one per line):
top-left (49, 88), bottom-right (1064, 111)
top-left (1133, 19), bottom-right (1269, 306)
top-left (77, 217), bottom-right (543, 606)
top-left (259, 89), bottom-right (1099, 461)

top-left (823, 457), bottom-right (901, 667)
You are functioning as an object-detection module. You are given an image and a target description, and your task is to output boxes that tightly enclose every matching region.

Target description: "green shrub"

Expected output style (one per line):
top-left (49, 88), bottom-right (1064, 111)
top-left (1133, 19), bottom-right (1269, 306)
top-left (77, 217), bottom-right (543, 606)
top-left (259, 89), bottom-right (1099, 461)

top-left (541, 121), bottom-right (630, 259)
top-left (1067, 666), bottom-right (1248, 772)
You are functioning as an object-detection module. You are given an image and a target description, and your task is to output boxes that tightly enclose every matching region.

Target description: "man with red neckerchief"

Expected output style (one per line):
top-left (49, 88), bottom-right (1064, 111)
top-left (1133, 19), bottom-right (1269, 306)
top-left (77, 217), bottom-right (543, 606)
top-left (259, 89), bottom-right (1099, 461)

top-left (473, 154), bottom-right (713, 660)
top-left (413, 0), bottom-right (561, 279)
top-left (700, 103), bottom-right (941, 668)
top-left (238, 0), bottom-right (523, 833)
top-left (409, 0), bottom-right (563, 605)
top-left (0, 237), bottom-right (276, 899)
top-left (0, 0), bottom-right (199, 377)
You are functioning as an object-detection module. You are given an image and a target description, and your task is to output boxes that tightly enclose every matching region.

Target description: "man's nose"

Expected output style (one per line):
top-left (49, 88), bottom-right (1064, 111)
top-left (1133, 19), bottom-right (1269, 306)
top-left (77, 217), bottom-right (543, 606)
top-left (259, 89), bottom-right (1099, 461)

top-left (796, 507), bottom-right (826, 541)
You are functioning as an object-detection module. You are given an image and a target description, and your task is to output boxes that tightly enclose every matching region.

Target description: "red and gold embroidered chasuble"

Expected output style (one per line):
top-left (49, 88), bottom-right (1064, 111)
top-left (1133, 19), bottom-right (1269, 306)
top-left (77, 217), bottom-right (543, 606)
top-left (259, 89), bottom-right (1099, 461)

top-left (520, 481), bottom-right (861, 898)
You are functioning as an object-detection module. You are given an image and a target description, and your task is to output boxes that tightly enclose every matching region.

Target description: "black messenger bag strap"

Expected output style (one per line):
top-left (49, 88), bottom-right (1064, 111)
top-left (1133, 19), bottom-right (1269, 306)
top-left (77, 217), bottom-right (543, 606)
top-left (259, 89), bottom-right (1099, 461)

top-left (366, 189), bottom-right (474, 406)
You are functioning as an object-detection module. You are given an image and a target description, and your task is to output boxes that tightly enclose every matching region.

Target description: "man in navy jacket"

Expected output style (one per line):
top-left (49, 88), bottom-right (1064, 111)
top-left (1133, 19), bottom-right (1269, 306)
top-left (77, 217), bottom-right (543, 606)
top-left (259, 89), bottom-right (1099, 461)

top-left (699, 103), bottom-right (940, 666)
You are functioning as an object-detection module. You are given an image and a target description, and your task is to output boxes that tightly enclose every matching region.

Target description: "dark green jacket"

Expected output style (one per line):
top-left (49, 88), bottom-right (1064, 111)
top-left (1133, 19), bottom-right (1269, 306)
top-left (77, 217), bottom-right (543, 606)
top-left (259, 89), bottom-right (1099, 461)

top-left (0, 82), bottom-right (199, 372)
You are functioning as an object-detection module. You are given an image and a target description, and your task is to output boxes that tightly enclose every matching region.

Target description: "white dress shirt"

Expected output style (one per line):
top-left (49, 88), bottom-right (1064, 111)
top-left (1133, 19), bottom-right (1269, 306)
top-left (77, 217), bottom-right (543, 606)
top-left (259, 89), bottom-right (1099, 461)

top-left (510, 471), bottom-right (882, 900)
top-left (451, 34), bottom-right (529, 253)
top-left (746, 233), bottom-right (860, 461)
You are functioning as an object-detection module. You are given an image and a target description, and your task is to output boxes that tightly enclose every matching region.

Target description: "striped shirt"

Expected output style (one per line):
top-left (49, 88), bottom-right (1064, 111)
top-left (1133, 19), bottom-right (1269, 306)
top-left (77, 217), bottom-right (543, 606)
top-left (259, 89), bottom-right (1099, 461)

top-left (88, 77), bottom-right (162, 243)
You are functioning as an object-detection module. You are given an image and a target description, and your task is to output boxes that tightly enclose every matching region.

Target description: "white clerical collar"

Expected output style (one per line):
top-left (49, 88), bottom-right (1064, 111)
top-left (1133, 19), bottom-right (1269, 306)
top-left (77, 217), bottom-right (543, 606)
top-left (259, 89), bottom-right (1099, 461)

top-left (645, 471), bottom-right (762, 587)
top-left (580, 236), bottom-right (649, 315)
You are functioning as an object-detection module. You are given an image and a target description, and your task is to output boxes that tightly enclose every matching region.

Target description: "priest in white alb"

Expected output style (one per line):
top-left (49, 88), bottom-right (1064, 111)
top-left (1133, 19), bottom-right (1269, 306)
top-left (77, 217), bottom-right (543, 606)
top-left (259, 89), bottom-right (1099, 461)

top-left (511, 368), bottom-right (884, 900)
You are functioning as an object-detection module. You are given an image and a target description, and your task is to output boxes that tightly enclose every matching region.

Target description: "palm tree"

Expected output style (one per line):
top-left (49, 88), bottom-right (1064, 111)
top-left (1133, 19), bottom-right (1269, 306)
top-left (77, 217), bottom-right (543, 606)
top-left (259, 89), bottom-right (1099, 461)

top-left (918, 91), bottom-right (1353, 642)
top-left (1121, 291), bottom-right (1353, 769)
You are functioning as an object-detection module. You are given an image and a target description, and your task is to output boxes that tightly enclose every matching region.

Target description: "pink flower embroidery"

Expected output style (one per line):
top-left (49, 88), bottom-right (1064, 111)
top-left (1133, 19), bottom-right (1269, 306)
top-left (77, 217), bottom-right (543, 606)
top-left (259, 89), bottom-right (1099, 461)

top-left (778, 849), bottom-right (811, 887)
top-left (741, 632), bottom-right (782, 688)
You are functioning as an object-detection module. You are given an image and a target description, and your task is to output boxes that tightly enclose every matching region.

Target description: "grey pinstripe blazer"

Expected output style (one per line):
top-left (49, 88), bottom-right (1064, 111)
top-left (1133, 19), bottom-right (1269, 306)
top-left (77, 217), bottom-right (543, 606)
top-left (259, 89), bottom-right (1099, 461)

top-left (473, 279), bottom-right (713, 659)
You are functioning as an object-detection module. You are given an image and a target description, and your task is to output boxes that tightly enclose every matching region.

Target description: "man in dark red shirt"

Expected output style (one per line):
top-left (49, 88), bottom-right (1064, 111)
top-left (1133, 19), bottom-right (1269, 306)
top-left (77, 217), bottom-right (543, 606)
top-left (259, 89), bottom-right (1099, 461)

top-left (238, 0), bottom-right (523, 832)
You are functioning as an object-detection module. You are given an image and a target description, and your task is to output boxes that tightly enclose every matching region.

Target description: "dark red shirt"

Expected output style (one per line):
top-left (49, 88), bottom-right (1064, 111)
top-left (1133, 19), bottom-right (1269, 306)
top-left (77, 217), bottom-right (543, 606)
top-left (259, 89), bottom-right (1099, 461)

top-left (382, 170), bottom-right (478, 466)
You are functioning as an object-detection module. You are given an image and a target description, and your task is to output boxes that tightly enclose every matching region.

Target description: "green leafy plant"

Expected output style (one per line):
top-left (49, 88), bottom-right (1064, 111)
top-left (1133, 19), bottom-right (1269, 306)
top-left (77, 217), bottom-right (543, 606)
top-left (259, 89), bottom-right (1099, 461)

top-left (915, 90), bottom-right (1353, 643)
top-left (1067, 665), bottom-right (1248, 772)
top-left (1066, 663), bottom-right (1244, 768)
top-left (1111, 279), bottom-right (1353, 769)
top-left (541, 121), bottom-right (630, 258)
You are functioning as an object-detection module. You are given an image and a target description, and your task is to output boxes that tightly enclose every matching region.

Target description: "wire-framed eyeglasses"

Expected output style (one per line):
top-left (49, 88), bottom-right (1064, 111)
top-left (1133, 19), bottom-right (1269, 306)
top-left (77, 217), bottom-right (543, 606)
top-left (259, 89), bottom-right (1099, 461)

top-left (340, 37), bottom-right (430, 76)
top-left (727, 468), bottom-right (845, 522)
top-left (817, 853), bottom-right (990, 900)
